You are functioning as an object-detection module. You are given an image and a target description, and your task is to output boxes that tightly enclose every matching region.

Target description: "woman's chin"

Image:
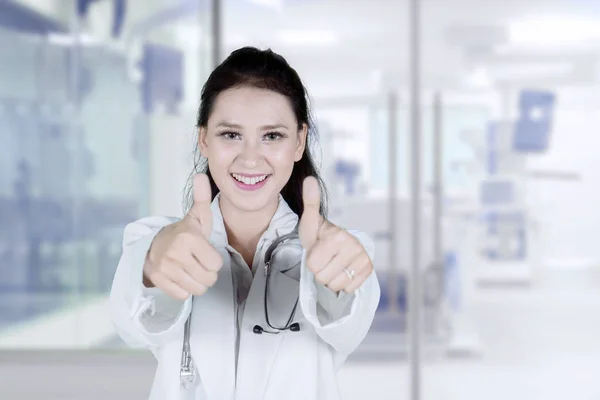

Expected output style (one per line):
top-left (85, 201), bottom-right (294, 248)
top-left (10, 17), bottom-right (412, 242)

top-left (221, 189), bottom-right (280, 213)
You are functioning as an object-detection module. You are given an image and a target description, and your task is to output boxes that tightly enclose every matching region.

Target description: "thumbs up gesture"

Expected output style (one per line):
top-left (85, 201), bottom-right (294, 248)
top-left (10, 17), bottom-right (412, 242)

top-left (142, 173), bottom-right (224, 300)
top-left (298, 177), bottom-right (373, 294)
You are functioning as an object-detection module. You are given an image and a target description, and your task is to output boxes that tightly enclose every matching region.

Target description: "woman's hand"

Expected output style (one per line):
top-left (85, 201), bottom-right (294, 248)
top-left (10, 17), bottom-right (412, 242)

top-left (298, 177), bottom-right (374, 294)
top-left (143, 174), bottom-right (223, 300)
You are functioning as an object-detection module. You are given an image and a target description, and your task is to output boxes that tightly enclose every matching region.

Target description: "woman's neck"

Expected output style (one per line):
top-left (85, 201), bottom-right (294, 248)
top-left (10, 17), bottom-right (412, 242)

top-left (219, 197), bottom-right (279, 267)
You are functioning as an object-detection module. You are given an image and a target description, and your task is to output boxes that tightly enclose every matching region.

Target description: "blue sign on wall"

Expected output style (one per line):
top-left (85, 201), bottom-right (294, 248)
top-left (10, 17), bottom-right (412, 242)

top-left (513, 90), bottom-right (556, 153)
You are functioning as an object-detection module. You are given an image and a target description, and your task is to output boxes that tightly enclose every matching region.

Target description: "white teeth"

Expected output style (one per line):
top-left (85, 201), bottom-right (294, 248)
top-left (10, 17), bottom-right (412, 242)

top-left (232, 174), bottom-right (268, 185)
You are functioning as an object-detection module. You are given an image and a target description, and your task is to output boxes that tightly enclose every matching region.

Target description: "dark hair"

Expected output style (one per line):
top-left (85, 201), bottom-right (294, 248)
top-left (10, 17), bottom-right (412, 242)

top-left (183, 46), bottom-right (329, 218)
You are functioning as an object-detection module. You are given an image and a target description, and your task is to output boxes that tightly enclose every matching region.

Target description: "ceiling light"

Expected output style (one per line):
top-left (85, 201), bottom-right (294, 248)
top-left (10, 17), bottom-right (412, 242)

top-left (276, 29), bottom-right (338, 46)
top-left (488, 62), bottom-right (572, 79)
top-left (247, 0), bottom-right (284, 9)
top-left (508, 15), bottom-right (600, 47)
top-left (466, 66), bottom-right (492, 88)
top-left (47, 33), bottom-right (101, 46)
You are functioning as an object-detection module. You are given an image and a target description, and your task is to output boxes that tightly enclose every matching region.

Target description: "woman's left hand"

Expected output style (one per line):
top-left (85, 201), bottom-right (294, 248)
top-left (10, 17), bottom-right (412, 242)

top-left (298, 177), bottom-right (374, 294)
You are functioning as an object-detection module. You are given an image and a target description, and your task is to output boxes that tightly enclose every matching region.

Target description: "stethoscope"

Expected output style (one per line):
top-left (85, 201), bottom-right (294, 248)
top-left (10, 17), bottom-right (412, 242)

top-left (252, 226), bottom-right (301, 335)
top-left (180, 226), bottom-right (302, 388)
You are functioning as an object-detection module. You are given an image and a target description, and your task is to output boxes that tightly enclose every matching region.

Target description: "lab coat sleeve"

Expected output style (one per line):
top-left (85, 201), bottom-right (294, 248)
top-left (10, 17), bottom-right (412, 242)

top-left (108, 216), bottom-right (193, 350)
top-left (299, 230), bottom-right (381, 359)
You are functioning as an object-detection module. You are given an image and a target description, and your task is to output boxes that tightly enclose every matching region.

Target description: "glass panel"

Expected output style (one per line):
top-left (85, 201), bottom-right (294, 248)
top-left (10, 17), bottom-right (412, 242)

top-left (421, 1), bottom-right (600, 399)
top-left (316, 96), bottom-right (406, 397)
top-left (0, 0), bottom-right (213, 350)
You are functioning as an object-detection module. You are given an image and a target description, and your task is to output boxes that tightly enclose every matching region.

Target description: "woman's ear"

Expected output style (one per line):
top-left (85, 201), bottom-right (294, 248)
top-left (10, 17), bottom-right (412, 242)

top-left (198, 127), bottom-right (208, 158)
top-left (294, 123), bottom-right (308, 162)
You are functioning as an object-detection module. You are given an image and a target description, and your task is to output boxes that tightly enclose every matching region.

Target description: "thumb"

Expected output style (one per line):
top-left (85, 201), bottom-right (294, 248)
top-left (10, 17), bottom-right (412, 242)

top-left (188, 173), bottom-right (213, 238)
top-left (298, 176), bottom-right (323, 250)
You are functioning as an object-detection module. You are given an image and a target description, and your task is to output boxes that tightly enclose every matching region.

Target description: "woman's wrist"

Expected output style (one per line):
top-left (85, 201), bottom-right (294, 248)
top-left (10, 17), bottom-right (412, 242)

top-left (142, 229), bottom-right (167, 289)
top-left (142, 254), bottom-right (155, 288)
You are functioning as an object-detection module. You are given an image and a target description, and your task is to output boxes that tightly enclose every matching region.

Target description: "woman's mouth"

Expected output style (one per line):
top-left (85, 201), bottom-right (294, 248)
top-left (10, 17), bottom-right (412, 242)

top-left (231, 173), bottom-right (271, 191)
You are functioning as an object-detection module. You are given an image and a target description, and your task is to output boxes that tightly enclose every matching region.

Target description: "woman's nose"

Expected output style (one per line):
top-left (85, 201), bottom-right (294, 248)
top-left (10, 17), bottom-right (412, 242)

top-left (238, 142), bottom-right (264, 168)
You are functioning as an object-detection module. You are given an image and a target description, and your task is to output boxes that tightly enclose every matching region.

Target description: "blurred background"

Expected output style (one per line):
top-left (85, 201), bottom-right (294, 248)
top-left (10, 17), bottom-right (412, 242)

top-left (0, 0), bottom-right (599, 399)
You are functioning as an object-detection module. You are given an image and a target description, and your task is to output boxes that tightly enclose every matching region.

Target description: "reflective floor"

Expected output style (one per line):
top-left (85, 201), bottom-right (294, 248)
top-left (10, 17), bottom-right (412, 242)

top-left (340, 269), bottom-right (600, 400)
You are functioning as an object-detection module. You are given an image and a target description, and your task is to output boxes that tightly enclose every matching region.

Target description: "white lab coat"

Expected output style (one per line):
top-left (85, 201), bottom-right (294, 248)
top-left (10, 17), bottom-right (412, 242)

top-left (109, 194), bottom-right (380, 400)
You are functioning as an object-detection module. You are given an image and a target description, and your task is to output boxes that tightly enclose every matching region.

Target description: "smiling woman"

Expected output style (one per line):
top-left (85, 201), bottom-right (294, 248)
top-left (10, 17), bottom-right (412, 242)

top-left (199, 86), bottom-right (307, 218)
top-left (189, 47), bottom-right (328, 221)
top-left (108, 46), bottom-right (380, 400)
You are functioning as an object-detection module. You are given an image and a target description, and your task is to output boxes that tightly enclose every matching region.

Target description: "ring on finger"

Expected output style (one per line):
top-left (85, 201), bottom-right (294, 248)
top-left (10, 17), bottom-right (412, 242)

top-left (344, 267), bottom-right (356, 280)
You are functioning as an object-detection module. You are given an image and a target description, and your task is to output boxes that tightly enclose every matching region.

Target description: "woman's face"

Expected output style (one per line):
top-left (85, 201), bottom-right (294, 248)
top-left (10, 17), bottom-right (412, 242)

top-left (199, 86), bottom-right (307, 214)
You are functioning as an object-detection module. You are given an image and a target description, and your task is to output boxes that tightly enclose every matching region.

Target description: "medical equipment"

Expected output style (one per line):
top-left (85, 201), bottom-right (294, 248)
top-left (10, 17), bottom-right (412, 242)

top-left (180, 225), bottom-right (303, 387)
top-left (253, 227), bottom-right (301, 335)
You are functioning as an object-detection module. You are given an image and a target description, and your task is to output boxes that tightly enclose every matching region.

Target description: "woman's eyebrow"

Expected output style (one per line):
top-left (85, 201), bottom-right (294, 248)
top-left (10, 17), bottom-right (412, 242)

top-left (215, 121), bottom-right (289, 130)
top-left (215, 121), bottom-right (242, 129)
top-left (261, 123), bottom-right (289, 130)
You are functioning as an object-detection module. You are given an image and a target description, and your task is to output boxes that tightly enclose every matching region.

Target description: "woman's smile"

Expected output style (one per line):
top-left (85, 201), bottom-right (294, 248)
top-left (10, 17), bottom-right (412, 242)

top-left (231, 172), bottom-right (272, 191)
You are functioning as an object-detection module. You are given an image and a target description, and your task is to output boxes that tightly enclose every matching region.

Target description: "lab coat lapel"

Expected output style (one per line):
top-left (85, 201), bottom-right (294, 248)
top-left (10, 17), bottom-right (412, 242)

top-left (189, 197), bottom-right (236, 400)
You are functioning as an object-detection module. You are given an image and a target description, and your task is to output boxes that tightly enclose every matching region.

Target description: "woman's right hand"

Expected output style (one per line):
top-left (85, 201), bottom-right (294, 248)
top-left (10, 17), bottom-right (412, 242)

top-left (142, 174), bottom-right (224, 300)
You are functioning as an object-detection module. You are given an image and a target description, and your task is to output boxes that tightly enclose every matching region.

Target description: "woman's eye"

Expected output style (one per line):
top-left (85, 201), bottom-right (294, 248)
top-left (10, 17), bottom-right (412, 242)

top-left (264, 132), bottom-right (283, 141)
top-left (221, 131), bottom-right (240, 140)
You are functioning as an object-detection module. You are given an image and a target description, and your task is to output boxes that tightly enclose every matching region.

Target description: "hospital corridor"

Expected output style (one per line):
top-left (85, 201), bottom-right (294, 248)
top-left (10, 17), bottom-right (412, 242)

top-left (1, 0), bottom-right (600, 399)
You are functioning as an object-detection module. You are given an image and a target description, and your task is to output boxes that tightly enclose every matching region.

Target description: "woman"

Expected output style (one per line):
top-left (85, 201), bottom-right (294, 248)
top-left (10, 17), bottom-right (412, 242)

top-left (109, 47), bottom-right (380, 400)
